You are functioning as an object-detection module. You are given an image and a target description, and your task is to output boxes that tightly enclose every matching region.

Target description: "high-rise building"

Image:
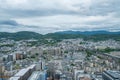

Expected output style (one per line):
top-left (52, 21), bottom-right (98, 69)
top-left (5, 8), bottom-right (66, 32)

top-left (5, 62), bottom-right (13, 71)
top-left (28, 71), bottom-right (46, 80)
top-left (0, 63), bottom-right (5, 80)
top-left (102, 70), bottom-right (120, 80)
top-left (9, 64), bottom-right (36, 80)
top-left (74, 70), bottom-right (91, 80)
top-left (36, 61), bottom-right (45, 71)
top-left (7, 54), bottom-right (13, 61)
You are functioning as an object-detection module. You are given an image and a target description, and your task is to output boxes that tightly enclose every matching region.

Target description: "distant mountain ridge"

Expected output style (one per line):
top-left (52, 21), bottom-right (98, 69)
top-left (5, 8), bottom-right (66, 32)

top-left (0, 31), bottom-right (120, 41)
top-left (0, 31), bottom-right (43, 40)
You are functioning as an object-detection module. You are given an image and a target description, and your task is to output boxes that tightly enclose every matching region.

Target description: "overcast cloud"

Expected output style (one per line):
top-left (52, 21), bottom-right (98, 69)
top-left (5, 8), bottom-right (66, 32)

top-left (0, 0), bottom-right (120, 34)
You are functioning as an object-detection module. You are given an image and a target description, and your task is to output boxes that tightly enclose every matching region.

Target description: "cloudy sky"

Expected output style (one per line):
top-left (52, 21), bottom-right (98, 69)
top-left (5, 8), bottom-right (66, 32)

top-left (0, 0), bottom-right (120, 34)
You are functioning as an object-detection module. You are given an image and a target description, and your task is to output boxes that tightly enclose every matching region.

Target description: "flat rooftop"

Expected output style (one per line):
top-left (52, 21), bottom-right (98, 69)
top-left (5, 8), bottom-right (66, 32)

top-left (9, 76), bottom-right (20, 80)
top-left (15, 68), bottom-right (29, 76)
top-left (104, 70), bottom-right (120, 79)
top-left (28, 71), bottom-right (46, 80)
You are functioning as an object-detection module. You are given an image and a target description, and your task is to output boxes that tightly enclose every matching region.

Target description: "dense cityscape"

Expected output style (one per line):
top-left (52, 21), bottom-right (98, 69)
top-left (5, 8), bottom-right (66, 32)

top-left (0, 0), bottom-right (120, 80)
top-left (0, 35), bottom-right (120, 80)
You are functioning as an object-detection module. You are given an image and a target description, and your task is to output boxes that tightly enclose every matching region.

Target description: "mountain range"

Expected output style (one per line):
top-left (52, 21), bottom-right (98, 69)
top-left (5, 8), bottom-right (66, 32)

top-left (0, 31), bottom-right (120, 41)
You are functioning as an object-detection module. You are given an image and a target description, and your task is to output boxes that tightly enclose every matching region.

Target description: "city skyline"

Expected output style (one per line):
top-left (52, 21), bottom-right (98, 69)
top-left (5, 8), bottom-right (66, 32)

top-left (0, 0), bottom-right (120, 34)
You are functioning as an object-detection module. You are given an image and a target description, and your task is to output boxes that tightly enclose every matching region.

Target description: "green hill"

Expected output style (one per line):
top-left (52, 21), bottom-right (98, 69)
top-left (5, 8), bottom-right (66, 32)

top-left (0, 31), bottom-right (120, 41)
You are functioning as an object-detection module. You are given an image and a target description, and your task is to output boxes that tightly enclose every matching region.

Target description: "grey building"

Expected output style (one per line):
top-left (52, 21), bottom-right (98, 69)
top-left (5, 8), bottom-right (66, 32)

top-left (28, 71), bottom-right (46, 80)
top-left (102, 70), bottom-right (120, 80)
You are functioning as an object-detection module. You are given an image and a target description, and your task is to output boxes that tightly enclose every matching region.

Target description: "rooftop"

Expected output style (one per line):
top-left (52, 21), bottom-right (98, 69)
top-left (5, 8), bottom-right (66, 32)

top-left (14, 68), bottom-right (29, 76)
top-left (28, 71), bottom-right (40, 80)
top-left (105, 70), bottom-right (120, 79)
top-left (28, 71), bottom-right (46, 80)
top-left (9, 76), bottom-right (20, 80)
